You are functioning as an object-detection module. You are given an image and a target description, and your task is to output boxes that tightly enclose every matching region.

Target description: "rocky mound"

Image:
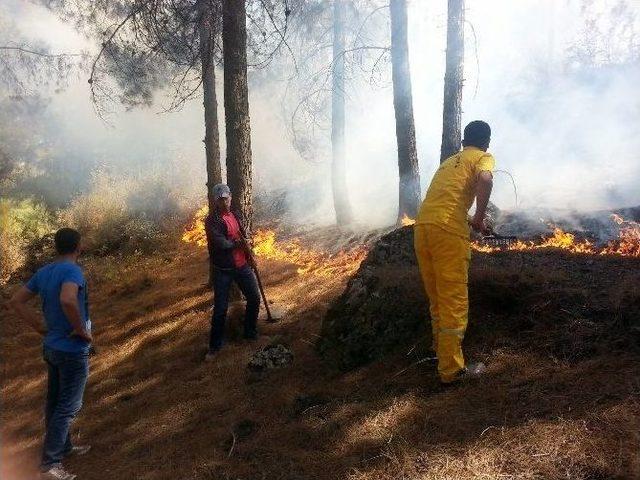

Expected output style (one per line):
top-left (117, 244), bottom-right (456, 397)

top-left (318, 226), bottom-right (640, 371)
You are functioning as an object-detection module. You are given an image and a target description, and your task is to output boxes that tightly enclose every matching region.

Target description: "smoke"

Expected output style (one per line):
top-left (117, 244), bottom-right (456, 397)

top-left (3, 0), bottom-right (639, 228)
top-left (340, 0), bottom-right (640, 226)
top-left (256, 0), bottom-right (640, 227)
top-left (455, 0), bottom-right (640, 212)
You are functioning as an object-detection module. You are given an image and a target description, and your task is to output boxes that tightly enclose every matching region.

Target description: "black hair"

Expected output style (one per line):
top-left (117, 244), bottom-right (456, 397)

top-left (462, 120), bottom-right (491, 149)
top-left (54, 228), bottom-right (81, 255)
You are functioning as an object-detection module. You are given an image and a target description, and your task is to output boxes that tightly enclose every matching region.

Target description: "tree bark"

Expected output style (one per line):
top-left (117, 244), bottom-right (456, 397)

top-left (331, 0), bottom-right (353, 225)
top-left (198, 0), bottom-right (222, 284)
top-left (440, 0), bottom-right (464, 163)
top-left (222, 0), bottom-right (253, 233)
top-left (390, 0), bottom-right (420, 221)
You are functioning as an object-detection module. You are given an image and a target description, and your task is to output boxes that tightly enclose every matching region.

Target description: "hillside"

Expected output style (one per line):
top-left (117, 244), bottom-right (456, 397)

top-left (2, 232), bottom-right (640, 480)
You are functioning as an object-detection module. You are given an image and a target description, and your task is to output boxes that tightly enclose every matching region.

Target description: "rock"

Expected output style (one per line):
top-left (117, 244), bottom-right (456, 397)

top-left (248, 344), bottom-right (293, 372)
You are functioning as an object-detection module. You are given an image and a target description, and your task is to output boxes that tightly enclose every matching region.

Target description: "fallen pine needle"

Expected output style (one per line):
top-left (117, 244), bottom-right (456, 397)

top-left (392, 357), bottom-right (436, 378)
top-left (227, 431), bottom-right (236, 458)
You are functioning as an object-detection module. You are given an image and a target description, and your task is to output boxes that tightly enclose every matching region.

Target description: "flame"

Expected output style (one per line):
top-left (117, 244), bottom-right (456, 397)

top-left (401, 214), bottom-right (416, 226)
top-left (472, 215), bottom-right (640, 257)
top-left (600, 214), bottom-right (640, 257)
top-left (470, 243), bottom-right (498, 253)
top-left (503, 227), bottom-right (597, 254)
top-left (399, 213), bottom-right (605, 255)
top-left (183, 209), bottom-right (639, 276)
top-left (181, 207), bottom-right (367, 277)
top-left (253, 229), bottom-right (367, 277)
top-left (181, 205), bottom-right (208, 247)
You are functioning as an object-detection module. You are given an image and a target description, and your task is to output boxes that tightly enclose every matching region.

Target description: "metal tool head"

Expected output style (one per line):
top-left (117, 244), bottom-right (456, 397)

top-left (481, 234), bottom-right (519, 247)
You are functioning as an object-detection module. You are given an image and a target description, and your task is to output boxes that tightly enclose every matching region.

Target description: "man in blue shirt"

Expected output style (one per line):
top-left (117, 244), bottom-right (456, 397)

top-left (9, 228), bottom-right (92, 480)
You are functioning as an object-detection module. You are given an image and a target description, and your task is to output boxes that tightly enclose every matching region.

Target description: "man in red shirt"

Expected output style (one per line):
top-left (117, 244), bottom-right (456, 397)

top-left (204, 184), bottom-right (261, 360)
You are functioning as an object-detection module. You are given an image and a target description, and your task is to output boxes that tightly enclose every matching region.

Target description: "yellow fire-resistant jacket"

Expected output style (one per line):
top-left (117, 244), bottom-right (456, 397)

top-left (416, 146), bottom-right (496, 239)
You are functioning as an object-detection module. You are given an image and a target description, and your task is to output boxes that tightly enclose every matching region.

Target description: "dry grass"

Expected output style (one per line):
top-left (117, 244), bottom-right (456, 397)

top-left (1, 238), bottom-right (639, 480)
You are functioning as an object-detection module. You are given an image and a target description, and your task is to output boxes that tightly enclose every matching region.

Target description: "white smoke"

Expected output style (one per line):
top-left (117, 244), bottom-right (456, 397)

top-left (341, 0), bottom-right (640, 225)
top-left (5, 0), bottom-right (640, 227)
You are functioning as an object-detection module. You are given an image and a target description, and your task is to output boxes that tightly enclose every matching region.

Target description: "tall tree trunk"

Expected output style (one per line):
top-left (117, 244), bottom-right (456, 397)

top-left (440, 0), bottom-right (464, 163)
top-left (331, 0), bottom-right (353, 225)
top-left (198, 0), bottom-right (222, 285)
top-left (390, 0), bottom-right (420, 221)
top-left (222, 0), bottom-right (253, 233)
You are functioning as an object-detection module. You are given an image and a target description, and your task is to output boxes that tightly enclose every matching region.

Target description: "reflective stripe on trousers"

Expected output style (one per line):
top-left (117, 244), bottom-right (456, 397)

top-left (439, 326), bottom-right (466, 338)
top-left (414, 224), bottom-right (470, 383)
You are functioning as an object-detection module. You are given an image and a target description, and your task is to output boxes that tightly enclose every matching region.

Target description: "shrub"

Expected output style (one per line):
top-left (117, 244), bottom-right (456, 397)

top-left (0, 168), bottom-right (192, 282)
top-left (120, 217), bottom-right (165, 254)
top-left (0, 198), bottom-right (56, 283)
top-left (58, 170), bottom-right (179, 255)
top-left (58, 172), bottom-right (130, 254)
top-left (126, 175), bottom-right (182, 224)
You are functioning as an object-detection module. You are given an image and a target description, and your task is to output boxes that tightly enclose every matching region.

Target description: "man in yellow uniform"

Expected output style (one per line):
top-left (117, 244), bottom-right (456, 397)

top-left (414, 120), bottom-right (494, 384)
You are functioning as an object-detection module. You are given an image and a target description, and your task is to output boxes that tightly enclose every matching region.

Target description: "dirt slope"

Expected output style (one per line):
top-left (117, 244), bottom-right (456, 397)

top-left (2, 239), bottom-right (639, 480)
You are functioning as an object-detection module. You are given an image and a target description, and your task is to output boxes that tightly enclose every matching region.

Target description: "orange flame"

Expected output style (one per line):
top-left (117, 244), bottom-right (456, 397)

top-left (183, 209), bottom-right (639, 276)
top-left (499, 227), bottom-right (597, 254)
top-left (600, 214), bottom-right (640, 257)
top-left (181, 207), bottom-right (367, 277)
top-left (253, 229), bottom-right (367, 277)
top-left (472, 215), bottom-right (639, 257)
top-left (400, 214), bottom-right (416, 226)
top-left (181, 206), bottom-right (208, 247)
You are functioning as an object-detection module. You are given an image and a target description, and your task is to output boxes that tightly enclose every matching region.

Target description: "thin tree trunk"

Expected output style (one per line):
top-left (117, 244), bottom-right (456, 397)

top-left (440, 0), bottom-right (464, 163)
top-left (198, 0), bottom-right (222, 285)
top-left (222, 0), bottom-right (253, 233)
top-left (331, 0), bottom-right (353, 225)
top-left (390, 0), bottom-right (420, 221)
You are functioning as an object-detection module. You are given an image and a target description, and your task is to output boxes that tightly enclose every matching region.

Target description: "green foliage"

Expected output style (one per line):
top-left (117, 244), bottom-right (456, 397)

top-left (0, 198), bottom-right (56, 283)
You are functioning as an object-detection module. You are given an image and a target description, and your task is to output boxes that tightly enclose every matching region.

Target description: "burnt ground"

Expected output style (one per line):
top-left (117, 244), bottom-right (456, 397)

top-left (2, 230), bottom-right (640, 480)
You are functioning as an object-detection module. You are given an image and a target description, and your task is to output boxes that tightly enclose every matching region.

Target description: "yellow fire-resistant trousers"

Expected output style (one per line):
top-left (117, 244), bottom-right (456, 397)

top-left (414, 224), bottom-right (471, 383)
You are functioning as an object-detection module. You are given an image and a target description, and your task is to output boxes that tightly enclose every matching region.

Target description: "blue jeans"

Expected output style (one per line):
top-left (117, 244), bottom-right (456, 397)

top-left (41, 347), bottom-right (89, 470)
top-left (209, 265), bottom-right (261, 351)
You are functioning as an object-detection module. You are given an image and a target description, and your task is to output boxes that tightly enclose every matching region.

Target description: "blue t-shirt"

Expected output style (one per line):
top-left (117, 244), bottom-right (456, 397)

top-left (26, 260), bottom-right (91, 354)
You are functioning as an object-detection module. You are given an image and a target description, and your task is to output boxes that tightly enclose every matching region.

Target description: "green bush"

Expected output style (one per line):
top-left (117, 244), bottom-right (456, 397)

top-left (0, 198), bottom-right (56, 283)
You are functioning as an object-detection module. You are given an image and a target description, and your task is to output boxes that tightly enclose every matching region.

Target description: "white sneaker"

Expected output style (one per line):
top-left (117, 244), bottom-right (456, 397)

top-left (40, 465), bottom-right (77, 480)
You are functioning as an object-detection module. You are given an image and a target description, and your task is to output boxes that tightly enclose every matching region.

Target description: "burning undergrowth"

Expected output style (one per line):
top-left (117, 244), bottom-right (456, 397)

top-left (180, 206), bottom-right (640, 364)
top-left (182, 206), bottom-right (639, 290)
top-left (182, 206), bottom-right (379, 277)
top-left (475, 214), bottom-right (640, 256)
top-left (318, 224), bottom-right (640, 371)
top-left (402, 212), bottom-right (640, 257)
